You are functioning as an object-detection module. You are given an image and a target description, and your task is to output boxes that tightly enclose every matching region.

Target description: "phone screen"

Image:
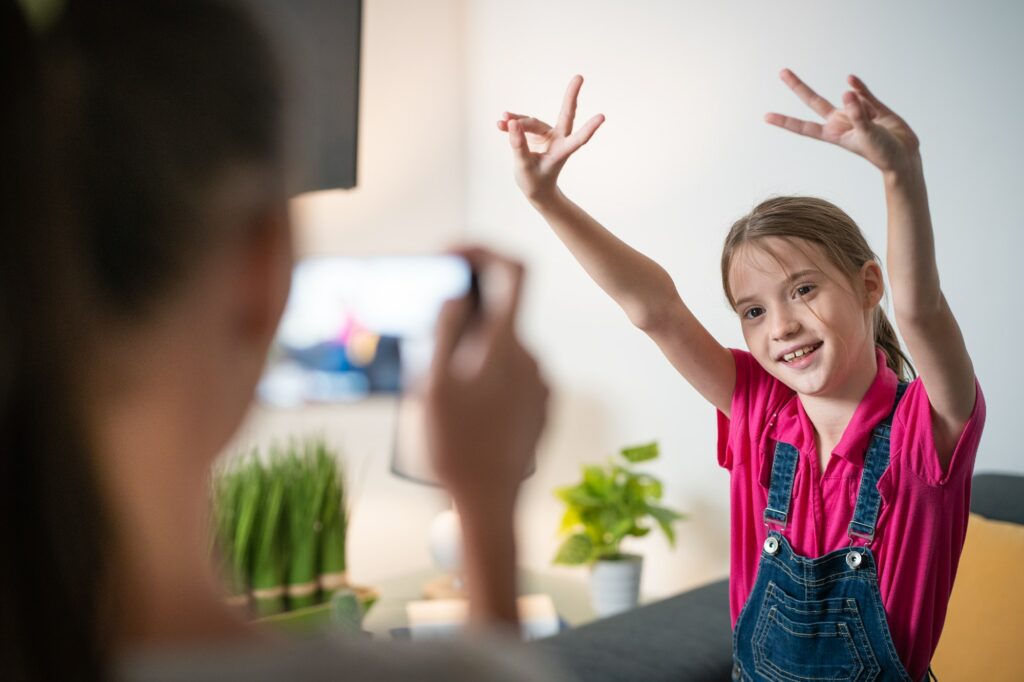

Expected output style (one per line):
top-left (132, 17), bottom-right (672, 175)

top-left (258, 255), bottom-right (472, 407)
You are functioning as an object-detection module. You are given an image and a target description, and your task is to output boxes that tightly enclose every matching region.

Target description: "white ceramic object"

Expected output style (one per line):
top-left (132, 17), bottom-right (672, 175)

top-left (589, 554), bottom-right (643, 617)
top-left (428, 508), bottom-right (462, 572)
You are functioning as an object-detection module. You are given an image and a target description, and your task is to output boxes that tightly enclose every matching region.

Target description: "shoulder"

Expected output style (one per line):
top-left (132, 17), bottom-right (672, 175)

top-left (718, 349), bottom-right (793, 470)
top-left (891, 376), bottom-right (986, 486)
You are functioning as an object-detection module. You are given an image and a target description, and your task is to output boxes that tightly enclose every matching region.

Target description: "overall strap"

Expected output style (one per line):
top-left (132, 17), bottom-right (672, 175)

top-left (763, 441), bottom-right (800, 530)
top-left (848, 381), bottom-right (909, 543)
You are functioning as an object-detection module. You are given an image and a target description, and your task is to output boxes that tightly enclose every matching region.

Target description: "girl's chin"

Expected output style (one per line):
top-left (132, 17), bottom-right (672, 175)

top-left (776, 369), bottom-right (831, 396)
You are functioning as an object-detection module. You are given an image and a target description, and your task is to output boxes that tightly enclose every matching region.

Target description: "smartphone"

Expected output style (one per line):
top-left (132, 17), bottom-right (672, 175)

top-left (258, 254), bottom-right (474, 407)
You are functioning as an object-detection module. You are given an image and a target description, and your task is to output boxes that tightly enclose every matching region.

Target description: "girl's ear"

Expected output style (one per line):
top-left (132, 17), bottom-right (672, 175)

top-left (860, 260), bottom-right (885, 309)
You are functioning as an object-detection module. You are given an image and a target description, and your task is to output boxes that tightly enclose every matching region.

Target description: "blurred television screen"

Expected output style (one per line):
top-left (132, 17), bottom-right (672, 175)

top-left (258, 255), bottom-right (472, 407)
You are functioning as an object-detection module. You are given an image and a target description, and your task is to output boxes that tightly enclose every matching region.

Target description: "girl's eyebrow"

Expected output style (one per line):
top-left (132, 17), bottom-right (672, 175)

top-left (733, 268), bottom-right (822, 308)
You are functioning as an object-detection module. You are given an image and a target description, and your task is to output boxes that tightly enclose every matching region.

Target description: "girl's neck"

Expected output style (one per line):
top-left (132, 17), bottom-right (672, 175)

top-left (798, 344), bottom-right (879, 453)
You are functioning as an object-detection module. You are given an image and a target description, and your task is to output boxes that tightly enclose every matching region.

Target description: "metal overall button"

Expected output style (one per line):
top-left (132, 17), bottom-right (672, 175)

top-left (763, 536), bottom-right (780, 555)
top-left (846, 549), bottom-right (863, 569)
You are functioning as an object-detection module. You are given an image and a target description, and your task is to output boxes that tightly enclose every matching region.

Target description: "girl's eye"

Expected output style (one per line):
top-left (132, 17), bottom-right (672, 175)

top-left (795, 284), bottom-right (816, 297)
top-left (743, 307), bottom-right (764, 320)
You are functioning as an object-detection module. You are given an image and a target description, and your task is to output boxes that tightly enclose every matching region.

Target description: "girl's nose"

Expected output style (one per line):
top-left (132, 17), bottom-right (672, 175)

top-left (771, 313), bottom-right (801, 341)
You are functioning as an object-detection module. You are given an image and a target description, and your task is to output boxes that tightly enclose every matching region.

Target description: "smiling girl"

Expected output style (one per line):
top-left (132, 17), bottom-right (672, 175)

top-left (498, 71), bottom-right (985, 681)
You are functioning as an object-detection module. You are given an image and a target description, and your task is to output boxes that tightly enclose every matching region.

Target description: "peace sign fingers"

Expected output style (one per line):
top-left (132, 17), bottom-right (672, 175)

top-left (561, 113), bottom-right (606, 157)
top-left (780, 68), bottom-right (837, 119)
top-left (763, 112), bottom-right (825, 141)
top-left (556, 75), bottom-right (584, 137)
top-left (767, 68), bottom-right (920, 172)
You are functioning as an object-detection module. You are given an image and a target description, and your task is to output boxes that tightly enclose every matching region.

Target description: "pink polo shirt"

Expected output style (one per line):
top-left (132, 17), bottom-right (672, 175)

top-left (717, 347), bottom-right (985, 680)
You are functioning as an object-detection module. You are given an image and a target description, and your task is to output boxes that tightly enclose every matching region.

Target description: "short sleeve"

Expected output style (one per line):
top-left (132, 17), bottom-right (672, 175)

top-left (717, 348), bottom-right (778, 470)
top-left (892, 378), bottom-right (986, 487)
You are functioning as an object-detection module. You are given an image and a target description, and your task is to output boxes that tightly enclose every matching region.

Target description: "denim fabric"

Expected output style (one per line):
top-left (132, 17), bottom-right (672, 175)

top-left (732, 383), bottom-right (932, 682)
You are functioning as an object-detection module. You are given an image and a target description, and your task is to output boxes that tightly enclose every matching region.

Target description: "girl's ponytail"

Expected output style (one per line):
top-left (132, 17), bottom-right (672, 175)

top-left (874, 308), bottom-right (916, 383)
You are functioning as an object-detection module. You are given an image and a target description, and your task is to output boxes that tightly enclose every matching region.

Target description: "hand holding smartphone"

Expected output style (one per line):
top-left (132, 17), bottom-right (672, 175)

top-left (422, 247), bottom-right (549, 629)
top-left (422, 247), bottom-right (547, 499)
top-left (260, 246), bottom-right (548, 629)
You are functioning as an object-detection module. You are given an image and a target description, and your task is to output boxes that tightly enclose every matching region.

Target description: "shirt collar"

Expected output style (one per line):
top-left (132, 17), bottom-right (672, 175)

top-left (765, 348), bottom-right (898, 467)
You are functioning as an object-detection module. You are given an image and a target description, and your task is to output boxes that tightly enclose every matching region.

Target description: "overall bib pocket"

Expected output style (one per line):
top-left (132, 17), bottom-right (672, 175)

top-left (751, 581), bottom-right (880, 682)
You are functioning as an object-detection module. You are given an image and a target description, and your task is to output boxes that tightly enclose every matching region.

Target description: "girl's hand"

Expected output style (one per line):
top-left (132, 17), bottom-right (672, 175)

top-left (497, 75), bottom-right (605, 204)
top-left (766, 69), bottom-right (921, 176)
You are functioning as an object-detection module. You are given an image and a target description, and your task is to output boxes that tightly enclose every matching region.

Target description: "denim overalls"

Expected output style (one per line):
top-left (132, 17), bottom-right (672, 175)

top-left (732, 382), bottom-right (935, 682)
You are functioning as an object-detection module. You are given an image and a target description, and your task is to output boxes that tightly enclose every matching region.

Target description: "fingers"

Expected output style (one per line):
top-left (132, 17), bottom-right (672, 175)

top-left (556, 75), bottom-right (584, 137)
top-left (431, 295), bottom-right (473, 375)
top-left (779, 68), bottom-right (836, 118)
top-left (496, 111), bottom-right (519, 131)
top-left (499, 74), bottom-right (587, 142)
top-left (497, 113), bottom-right (553, 135)
top-left (764, 112), bottom-right (825, 140)
top-left (432, 245), bottom-right (519, 382)
top-left (842, 91), bottom-right (870, 130)
top-left (847, 74), bottom-right (891, 115)
top-left (479, 257), bottom-right (524, 333)
top-left (564, 113), bottom-right (605, 156)
top-left (444, 246), bottom-right (524, 330)
top-left (496, 112), bottom-right (518, 132)
top-left (514, 116), bottom-right (553, 135)
top-left (506, 120), bottom-right (532, 164)
top-left (859, 95), bottom-right (879, 120)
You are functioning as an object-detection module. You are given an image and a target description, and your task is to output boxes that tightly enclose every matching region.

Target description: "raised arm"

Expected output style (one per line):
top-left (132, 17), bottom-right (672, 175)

top-left (766, 69), bottom-right (977, 469)
top-left (498, 76), bottom-right (734, 415)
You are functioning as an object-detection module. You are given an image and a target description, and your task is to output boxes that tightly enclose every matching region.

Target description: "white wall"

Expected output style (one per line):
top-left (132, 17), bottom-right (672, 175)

top-left (231, 0), bottom-right (466, 585)
top-left (235, 0), bottom-right (1024, 600)
top-left (289, 0), bottom-right (465, 258)
top-left (462, 0), bottom-right (1024, 598)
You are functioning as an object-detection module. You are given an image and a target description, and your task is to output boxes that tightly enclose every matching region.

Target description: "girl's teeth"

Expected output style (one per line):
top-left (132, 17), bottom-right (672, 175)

top-left (783, 344), bottom-right (820, 362)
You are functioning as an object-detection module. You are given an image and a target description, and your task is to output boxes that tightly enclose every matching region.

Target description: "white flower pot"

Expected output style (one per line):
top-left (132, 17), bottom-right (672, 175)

top-left (589, 554), bottom-right (643, 617)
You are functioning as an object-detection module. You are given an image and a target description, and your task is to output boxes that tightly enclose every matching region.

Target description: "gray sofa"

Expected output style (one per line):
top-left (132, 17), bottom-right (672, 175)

top-left (534, 472), bottom-right (1024, 682)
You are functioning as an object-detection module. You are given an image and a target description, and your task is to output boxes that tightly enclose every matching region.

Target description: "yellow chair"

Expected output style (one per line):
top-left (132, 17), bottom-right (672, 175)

top-left (931, 512), bottom-right (1024, 681)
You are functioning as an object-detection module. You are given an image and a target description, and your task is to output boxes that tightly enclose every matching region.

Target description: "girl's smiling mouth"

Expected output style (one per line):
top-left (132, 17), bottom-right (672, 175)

top-left (778, 341), bottom-right (823, 366)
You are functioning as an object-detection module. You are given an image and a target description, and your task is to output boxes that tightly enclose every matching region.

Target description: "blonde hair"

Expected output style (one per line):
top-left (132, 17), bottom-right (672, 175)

top-left (721, 196), bottom-right (915, 382)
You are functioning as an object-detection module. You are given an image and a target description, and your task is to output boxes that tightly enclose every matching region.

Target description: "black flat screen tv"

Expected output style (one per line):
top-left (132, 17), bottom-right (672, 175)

top-left (247, 0), bottom-right (362, 191)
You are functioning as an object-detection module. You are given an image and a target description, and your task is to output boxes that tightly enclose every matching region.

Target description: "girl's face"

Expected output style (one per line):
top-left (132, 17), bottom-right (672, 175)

top-left (728, 237), bottom-right (883, 398)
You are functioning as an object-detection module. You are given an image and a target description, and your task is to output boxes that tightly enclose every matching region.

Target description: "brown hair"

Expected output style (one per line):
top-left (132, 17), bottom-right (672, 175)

top-left (2, 1), bottom-right (285, 679)
top-left (721, 196), bottom-right (915, 382)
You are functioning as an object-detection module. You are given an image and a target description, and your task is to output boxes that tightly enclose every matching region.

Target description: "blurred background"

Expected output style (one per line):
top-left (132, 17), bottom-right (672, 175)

top-left (227, 0), bottom-right (1024, 602)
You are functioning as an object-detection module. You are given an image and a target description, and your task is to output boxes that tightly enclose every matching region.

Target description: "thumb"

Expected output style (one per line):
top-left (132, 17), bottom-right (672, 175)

top-left (507, 119), bottom-right (532, 165)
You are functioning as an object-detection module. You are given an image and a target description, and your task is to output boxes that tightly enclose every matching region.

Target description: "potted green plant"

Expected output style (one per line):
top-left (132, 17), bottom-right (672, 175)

top-left (553, 441), bottom-right (685, 616)
top-left (211, 436), bottom-right (376, 629)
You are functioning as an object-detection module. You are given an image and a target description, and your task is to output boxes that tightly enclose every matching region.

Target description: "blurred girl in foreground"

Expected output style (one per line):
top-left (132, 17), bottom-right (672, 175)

top-left (1, 1), bottom-right (555, 680)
